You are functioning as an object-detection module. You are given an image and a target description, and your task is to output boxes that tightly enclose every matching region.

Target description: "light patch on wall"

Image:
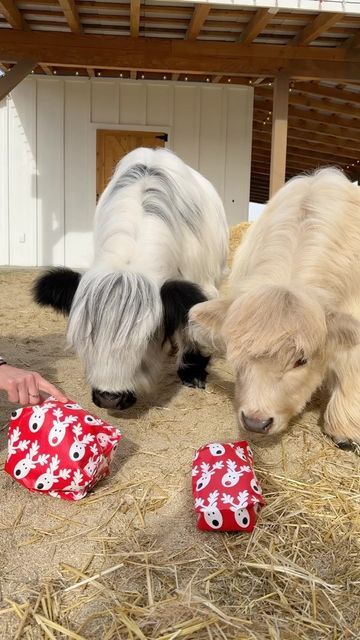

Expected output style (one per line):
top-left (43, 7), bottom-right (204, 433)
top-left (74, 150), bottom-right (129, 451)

top-left (248, 202), bottom-right (265, 222)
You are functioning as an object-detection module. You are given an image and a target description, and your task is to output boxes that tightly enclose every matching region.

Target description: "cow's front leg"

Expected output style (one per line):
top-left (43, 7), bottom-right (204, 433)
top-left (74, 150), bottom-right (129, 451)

top-left (324, 364), bottom-right (360, 453)
top-left (177, 348), bottom-right (210, 390)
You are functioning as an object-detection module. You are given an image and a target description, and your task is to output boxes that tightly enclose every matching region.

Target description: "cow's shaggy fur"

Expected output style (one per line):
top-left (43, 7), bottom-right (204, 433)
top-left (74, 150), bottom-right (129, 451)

top-left (191, 168), bottom-right (360, 447)
top-left (34, 147), bottom-right (228, 409)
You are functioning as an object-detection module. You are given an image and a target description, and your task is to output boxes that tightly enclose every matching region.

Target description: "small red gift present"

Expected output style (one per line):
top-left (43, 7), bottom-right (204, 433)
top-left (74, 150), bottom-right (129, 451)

top-left (192, 441), bottom-right (265, 532)
top-left (4, 398), bottom-right (121, 501)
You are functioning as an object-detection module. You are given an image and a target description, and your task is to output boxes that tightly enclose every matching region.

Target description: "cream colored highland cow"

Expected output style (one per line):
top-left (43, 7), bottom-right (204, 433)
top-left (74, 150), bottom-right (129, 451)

top-left (191, 168), bottom-right (360, 449)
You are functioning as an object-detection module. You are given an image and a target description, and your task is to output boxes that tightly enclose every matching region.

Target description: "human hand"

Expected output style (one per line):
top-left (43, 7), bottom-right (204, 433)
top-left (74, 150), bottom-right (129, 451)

top-left (0, 365), bottom-right (68, 405)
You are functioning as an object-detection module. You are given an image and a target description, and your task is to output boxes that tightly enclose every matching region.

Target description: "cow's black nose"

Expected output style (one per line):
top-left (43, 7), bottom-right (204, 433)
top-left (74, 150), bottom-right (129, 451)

top-left (92, 389), bottom-right (137, 410)
top-left (242, 412), bottom-right (273, 433)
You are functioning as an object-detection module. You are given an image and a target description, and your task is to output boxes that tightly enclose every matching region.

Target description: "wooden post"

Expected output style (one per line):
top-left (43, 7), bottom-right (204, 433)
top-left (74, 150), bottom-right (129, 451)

top-left (0, 58), bottom-right (37, 101)
top-left (269, 72), bottom-right (289, 197)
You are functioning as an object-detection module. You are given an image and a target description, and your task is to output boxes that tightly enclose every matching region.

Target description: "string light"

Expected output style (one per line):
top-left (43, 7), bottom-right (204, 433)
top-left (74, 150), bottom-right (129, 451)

top-left (249, 79), bottom-right (252, 85)
top-left (141, 74), bottom-right (145, 79)
top-left (227, 78), bottom-right (231, 83)
top-left (97, 71), bottom-right (101, 76)
top-left (53, 70), bottom-right (57, 75)
top-left (75, 71), bottom-right (79, 76)
top-left (163, 75), bottom-right (167, 80)
top-left (184, 76), bottom-right (188, 81)
top-left (119, 73), bottom-right (123, 77)
top-left (206, 77), bottom-right (210, 82)
top-left (31, 70), bottom-right (34, 74)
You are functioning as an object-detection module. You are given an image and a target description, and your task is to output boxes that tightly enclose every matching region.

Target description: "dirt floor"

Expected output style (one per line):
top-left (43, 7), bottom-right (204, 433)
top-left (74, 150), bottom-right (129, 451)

top-left (0, 258), bottom-right (360, 639)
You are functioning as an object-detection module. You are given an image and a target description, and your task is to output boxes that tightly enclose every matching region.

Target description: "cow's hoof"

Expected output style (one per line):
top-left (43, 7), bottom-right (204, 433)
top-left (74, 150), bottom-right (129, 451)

top-left (181, 377), bottom-right (206, 390)
top-left (334, 439), bottom-right (360, 454)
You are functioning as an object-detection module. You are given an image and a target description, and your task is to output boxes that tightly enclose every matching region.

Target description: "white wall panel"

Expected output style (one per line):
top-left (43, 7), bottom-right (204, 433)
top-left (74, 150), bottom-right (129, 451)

top-left (146, 84), bottom-right (173, 127)
top-left (64, 80), bottom-right (93, 269)
top-left (2, 77), bottom-right (253, 267)
top-left (8, 79), bottom-right (37, 266)
top-left (0, 98), bottom-right (9, 265)
top-left (37, 79), bottom-right (65, 266)
top-left (224, 87), bottom-right (253, 225)
top-left (199, 86), bottom-right (227, 200)
top-left (119, 82), bottom-right (146, 125)
top-left (91, 81), bottom-right (119, 124)
top-left (173, 85), bottom-right (200, 169)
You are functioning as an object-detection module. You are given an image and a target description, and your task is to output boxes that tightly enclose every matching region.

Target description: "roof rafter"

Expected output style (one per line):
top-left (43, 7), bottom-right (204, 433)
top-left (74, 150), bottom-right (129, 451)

top-left (238, 8), bottom-right (277, 45)
top-left (292, 12), bottom-right (342, 46)
top-left (0, 0), bottom-right (26, 29)
top-left (130, 0), bottom-right (140, 37)
top-left (186, 3), bottom-right (210, 40)
top-left (57, 0), bottom-right (82, 33)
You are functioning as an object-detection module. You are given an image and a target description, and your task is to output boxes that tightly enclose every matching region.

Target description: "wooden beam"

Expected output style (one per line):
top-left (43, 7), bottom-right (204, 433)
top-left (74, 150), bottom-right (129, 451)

top-left (130, 0), bottom-right (140, 37)
top-left (238, 8), bottom-right (275, 45)
top-left (40, 63), bottom-right (52, 75)
top-left (87, 67), bottom-right (94, 77)
top-left (58, 0), bottom-right (82, 33)
top-left (255, 88), bottom-right (360, 118)
top-left (342, 30), bottom-right (360, 50)
top-left (0, 57), bottom-right (37, 101)
top-left (0, 62), bottom-right (8, 73)
top-left (253, 118), bottom-right (360, 151)
top-left (253, 130), bottom-right (359, 160)
top-left (172, 73), bottom-right (179, 81)
top-left (0, 0), bottom-right (26, 28)
top-left (130, 70), bottom-right (136, 79)
top-left (270, 72), bottom-right (289, 197)
top-left (186, 3), bottom-right (210, 40)
top-left (292, 12), bottom-right (342, 46)
top-left (0, 31), bottom-right (359, 81)
top-left (293, 81), bottom-right (360, 104)
top-left (255, 103), bottom-right (360, 132)
top-left (212, 75), bottom-right (223, 83)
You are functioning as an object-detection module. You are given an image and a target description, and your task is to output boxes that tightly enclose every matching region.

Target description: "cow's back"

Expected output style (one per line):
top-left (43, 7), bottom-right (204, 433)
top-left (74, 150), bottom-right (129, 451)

top-left (230, 169), bottom-right (360, 309)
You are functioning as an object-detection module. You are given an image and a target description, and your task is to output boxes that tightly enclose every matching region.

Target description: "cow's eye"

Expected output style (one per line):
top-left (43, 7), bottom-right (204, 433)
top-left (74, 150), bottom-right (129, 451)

top-left (294, 357), bottom-right (307, 368)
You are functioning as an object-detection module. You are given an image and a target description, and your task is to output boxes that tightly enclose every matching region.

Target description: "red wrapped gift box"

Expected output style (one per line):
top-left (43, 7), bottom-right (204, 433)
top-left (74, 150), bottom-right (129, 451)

top-left (192, 441), bottom-right (265, 532)
top-left (4, 398), bottom-right (121, 501)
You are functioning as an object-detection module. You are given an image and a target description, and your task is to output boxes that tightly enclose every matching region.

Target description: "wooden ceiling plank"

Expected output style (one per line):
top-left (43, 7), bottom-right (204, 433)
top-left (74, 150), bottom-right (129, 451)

top-left (255, 88), bottom-right (360, 117)
top-left (58, 0), bottom-right (82, 33)
top-left (0, 0), bottom-right (26, 29)
top-left (253, 129), bottom-right (359, 160)
top-left (255, 104), bottom-right (360, 132)
top-left (130, 0), bottom-right (140, 37)
top-left (186, 3), bottom-right (211, 40)
top-left (238, 8), bottom-right (276, 44)
top-left (0, 57), bottom-right (37, 100)
top-left (342, 30), bottom-right (360, 49)
top-left (292, 12), bottom-right (342, 46)
top-left (253, 118), bottom-right (360, 151)
top-left (0, 31), bottom-right (360, 82)
top-left (293, 81), bottom-right (360, 104)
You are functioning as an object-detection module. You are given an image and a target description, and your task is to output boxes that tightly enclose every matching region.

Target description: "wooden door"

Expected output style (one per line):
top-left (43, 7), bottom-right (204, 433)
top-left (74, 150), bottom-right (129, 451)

top-left (96, 130), bottom-right (167, 200)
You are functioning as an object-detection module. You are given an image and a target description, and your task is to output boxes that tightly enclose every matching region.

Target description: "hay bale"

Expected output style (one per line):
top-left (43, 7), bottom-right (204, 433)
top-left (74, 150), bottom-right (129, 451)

top-left (228, 222), bottom-right (250, 265)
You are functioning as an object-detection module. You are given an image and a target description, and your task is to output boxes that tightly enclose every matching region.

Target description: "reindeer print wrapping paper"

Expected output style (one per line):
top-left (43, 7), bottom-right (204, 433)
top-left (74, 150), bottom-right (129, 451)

top-left (192, 441), bottom-right (265, 532)
top-left (4, 399), bottom-right (122, 501)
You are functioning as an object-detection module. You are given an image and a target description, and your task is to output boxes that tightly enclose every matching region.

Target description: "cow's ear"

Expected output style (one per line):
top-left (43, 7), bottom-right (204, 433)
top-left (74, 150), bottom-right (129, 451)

top-left (160, 280), bottom-right (207, 340)
top-left (190, 298), bottom-right (232, 336)
top-left (326, 310), bottom-right (360, 350)
top-left (33, 267), bottom-right (81, 315)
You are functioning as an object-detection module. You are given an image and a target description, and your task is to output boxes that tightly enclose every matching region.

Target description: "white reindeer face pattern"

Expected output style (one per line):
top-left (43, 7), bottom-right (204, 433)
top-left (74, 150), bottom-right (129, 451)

top-left (5, 400), bottom-right (121, 501)
top-left (221, 460), bottom-right (251, 488)
top-left (48, 408), bottom-right (77, 447)
top-left (208, 443), bottom-right (225, 456)
top-left (192, 442), bottom-right (264, 531)
top-left (234, 508), bottom-right (250, 529)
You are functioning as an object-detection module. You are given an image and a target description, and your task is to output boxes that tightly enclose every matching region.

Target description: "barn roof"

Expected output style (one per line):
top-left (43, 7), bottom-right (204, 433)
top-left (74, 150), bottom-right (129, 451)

top-left (0, 0), bottom-right (359, 202)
